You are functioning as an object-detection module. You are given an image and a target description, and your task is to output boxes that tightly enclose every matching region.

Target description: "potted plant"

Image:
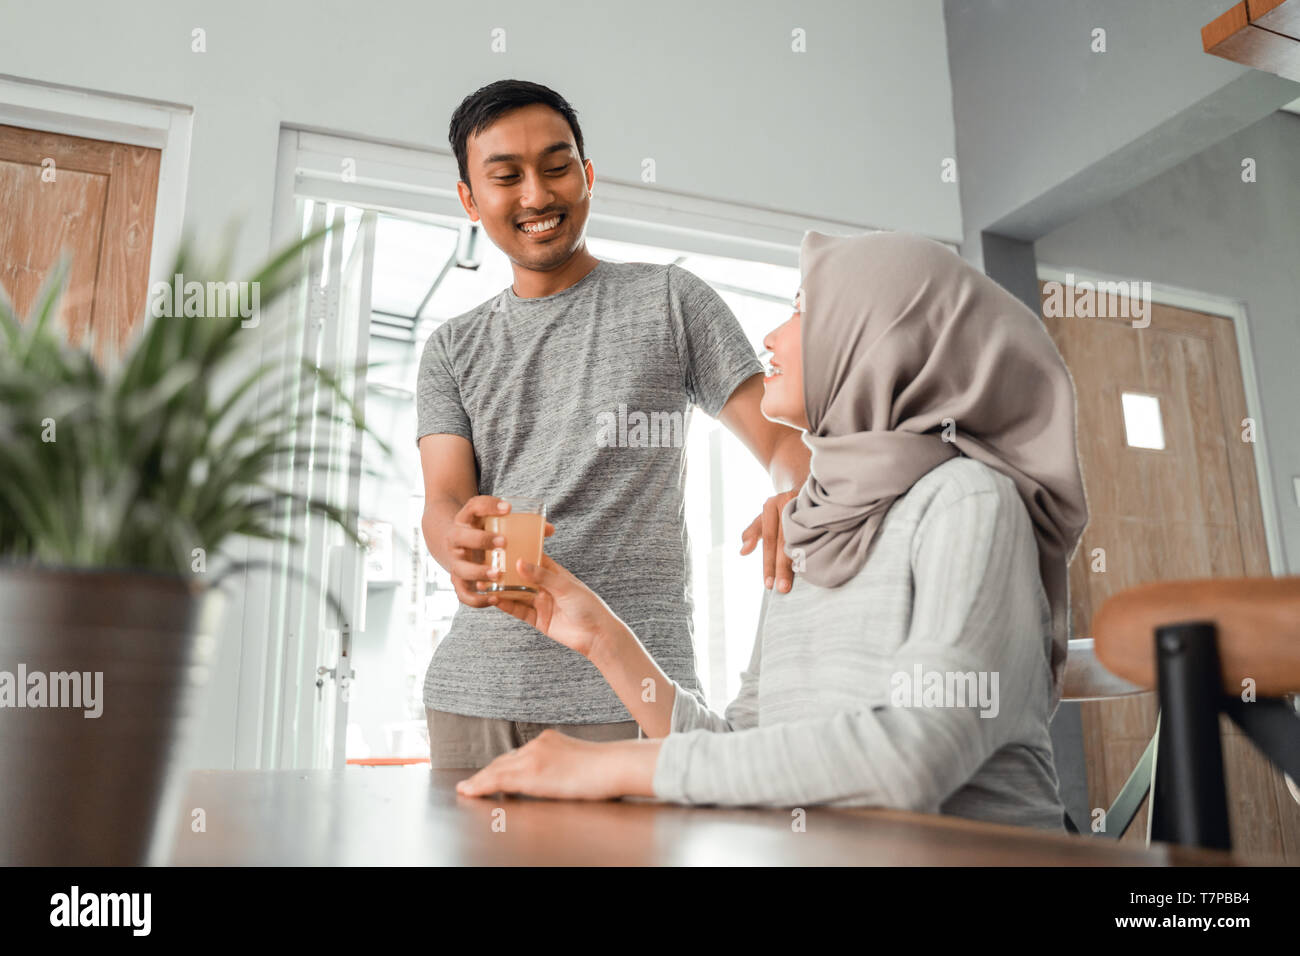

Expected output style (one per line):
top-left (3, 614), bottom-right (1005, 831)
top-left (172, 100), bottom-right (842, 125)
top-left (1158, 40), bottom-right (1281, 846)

top-left (0, 225), bottom-right (384, 864)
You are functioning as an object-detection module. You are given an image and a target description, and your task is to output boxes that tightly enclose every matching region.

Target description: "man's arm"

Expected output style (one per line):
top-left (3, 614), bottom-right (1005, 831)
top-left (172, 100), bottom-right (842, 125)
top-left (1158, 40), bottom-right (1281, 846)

top-left (419, 434), bottom-right (490, 608)
top-left (717, 372), bottom-right (810, 490)
top-left (716, 372), bottom-right (812, 593)
top-left (419, 433), bottom-right (558, 609)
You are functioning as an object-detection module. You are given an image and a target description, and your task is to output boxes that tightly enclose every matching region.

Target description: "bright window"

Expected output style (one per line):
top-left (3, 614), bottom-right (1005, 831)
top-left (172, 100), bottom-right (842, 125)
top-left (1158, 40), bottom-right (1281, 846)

top-left (1121, 391), bottom-right (1166, 450)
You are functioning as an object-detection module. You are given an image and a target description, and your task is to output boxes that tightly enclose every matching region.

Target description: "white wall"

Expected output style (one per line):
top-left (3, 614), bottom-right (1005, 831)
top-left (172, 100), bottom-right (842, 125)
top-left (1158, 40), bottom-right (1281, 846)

top-left (1035, 111), bottom-right (1300, 574)
top-left (0, 0), bottom-right (962, 767)
top-left (3, 0), bottom-right (963, 273)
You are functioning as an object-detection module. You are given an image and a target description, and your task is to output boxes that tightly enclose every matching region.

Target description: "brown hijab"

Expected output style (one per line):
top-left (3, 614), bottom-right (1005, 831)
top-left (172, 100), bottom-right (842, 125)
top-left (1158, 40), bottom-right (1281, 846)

top-left (781, 230), bottom-right (1089, 704)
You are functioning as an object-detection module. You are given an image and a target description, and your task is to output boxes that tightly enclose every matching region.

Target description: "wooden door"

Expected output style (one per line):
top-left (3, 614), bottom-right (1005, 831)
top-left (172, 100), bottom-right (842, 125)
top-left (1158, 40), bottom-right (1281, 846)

top-left (0, 124), bottom-right (160, 362)
top-left (1041, 283), bottom-right (1300, 861)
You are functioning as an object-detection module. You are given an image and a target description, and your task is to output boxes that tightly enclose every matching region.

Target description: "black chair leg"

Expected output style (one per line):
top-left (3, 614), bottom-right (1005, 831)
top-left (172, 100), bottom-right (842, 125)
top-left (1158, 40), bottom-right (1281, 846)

top-left (1149, 621), bottom-right (1231, 851)
top-left (1222, 696), bottom-right (1300, 780)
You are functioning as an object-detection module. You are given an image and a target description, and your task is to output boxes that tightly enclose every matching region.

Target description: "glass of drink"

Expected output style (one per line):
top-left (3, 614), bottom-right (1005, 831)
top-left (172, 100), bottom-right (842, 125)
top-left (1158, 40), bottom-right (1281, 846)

top-left (482, 496), bottom-right (547, 593)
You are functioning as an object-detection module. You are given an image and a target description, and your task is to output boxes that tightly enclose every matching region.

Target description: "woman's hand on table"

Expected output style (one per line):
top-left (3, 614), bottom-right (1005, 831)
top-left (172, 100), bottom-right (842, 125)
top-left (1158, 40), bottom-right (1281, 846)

top-left (485, 553), bottom-right (622, 660)
top-left (455, 732), bottom-right (662, 800)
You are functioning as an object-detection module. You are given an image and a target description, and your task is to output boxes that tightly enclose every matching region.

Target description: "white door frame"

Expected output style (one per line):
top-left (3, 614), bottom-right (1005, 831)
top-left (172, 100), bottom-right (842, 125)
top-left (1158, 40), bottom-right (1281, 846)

top-left (1037, 262), bottom-right (1285, 576)
top-left (0, 75), bottom-right (193, 290)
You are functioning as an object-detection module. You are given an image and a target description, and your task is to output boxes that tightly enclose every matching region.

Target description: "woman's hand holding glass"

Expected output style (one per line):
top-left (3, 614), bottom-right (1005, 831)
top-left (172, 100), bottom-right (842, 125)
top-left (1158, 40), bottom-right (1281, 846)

top-left (486, 532), bottom-right (679, 741)
top-left (486, 553), bottom-right (621, 660)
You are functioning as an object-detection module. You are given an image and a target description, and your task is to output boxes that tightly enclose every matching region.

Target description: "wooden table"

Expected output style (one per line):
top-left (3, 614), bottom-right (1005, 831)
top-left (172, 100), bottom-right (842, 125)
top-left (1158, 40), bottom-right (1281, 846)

top-left (167, 768), bottom-right (1239, 866)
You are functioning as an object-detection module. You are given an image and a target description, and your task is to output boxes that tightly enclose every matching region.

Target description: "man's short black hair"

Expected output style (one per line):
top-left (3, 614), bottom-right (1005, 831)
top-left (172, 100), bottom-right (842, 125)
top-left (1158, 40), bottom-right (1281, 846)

top-left (448, 79), bottom-right (586, 190)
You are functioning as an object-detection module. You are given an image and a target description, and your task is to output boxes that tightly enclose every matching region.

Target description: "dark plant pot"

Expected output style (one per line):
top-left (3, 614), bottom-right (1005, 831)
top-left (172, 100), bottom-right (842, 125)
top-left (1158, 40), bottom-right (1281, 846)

top-left (0, 566), bottom-right (223, 865)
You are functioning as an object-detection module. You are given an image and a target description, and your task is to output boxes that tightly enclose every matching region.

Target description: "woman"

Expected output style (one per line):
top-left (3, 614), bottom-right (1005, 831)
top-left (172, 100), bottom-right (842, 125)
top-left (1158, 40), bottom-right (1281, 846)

top-left (456, 230), bottom-right (1088, 829)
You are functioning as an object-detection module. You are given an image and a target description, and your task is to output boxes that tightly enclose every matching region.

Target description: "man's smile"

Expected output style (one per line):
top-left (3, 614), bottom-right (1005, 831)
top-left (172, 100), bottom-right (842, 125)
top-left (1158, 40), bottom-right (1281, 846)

top-left (517, 213), bottom-right (566, 238)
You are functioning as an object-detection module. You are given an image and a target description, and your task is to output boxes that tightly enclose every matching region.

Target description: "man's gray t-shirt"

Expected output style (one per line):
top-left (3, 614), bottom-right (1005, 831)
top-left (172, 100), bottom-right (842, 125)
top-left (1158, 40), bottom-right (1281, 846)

top-left (415, 259), bottom-right (763, 723)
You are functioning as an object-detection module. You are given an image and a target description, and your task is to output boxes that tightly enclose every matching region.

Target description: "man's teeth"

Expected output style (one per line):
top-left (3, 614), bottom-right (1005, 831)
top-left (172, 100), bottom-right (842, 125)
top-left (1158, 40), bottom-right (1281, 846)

top-left (520, 216), bottom-right (561, 233)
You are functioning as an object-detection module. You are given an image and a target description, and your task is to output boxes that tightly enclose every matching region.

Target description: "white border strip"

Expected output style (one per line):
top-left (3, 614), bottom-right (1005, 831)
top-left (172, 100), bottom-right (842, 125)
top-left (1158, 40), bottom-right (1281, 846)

top-left (1038, 263), bottom-right (1284, 575)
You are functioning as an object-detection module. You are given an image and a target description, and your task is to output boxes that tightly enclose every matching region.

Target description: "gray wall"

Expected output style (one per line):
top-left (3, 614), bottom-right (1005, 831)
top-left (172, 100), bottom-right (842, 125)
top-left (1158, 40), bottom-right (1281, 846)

top-left (944, 0), bottom-right (1298, 265)
top-left (1036, 110), bottom-right (1300, 573)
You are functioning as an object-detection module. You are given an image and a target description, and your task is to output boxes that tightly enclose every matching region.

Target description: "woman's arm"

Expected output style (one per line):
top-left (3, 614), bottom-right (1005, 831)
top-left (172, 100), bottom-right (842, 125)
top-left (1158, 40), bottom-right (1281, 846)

top-left (585, 615), bottom-right (678, 738)
top-left (594, 588), bottom-right (770, 739)
top-left (455, 586), bottom-right (761, 799)
top-left (653, 485), bottom-right (1052, 811)
top-left (462, 485), bottom-right (1049, 807)
top-left (486, 553), bottom-right (769, 739)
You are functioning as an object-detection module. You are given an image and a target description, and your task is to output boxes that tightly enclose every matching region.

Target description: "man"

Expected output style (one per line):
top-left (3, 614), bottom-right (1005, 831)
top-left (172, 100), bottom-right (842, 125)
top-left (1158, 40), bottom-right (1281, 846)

top-left (417, 79), bottom-right (810, 768)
